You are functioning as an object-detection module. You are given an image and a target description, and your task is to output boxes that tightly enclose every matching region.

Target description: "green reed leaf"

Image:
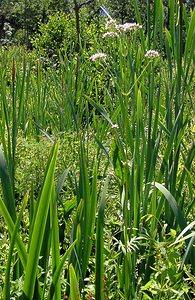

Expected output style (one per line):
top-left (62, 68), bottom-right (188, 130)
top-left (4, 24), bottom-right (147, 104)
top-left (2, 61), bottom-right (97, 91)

top-left (95, 177), bottom-right (108, 300)
top-left (22, 143), bottom-right (58, 299)
top-left (0, 146), bottom-right (16, 222)
top-left (69, 263), bottom-right (81, 300)
top-left (3, 193), bottom-right (28, 299)
top-left (0, 195), bottom-right (27, 267)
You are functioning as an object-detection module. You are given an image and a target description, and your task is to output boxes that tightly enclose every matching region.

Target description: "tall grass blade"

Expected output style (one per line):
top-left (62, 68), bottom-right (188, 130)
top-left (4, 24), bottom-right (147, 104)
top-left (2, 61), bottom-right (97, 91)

top-left (175, 220), bottom-right (195, 242)
top-left (47, 240), bottom-right (77, 300)
top-left (132, 0), bottom-right (146, 51)
top-left (3, 193), bottom-right (28, 299)
top-left (50, 184), bottom-right (61, 300)
top-left (184, 9), bottom-right (195, 61)
top-left (0, 194), bottom-right (27, 268)
top-left (82, 158), bottom-right (98, 278)
top-left (0, 146), bottom-right (16, 222)
top-left (56, 168), bottom-right (70, 200)
top-left (154, 182), bottom-right (187, 229)
top-left (22, 143), bottom-right (58, 299)
top-left (87, 98), bottom-right (114, 127)
top-left (171, 232), bottom-right (195, 245)
top-left (95, 177), bottom-right (108, 300)
top-left (69, 263), bottom-right (81, 300)
top-left (154, 182), bottom-right (195, 273)
top-left (181, 236), bottom-right (195, 271)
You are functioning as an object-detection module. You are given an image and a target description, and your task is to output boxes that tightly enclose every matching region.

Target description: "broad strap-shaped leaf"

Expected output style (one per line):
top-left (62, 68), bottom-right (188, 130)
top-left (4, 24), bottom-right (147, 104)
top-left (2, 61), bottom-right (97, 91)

top-left (0, 196), bottom-right (27, 267)
top-left (175, 220), bottom-right (195, 243)
top-left (0, 146), bottom-right (16, 222)
top-left (181, 236), bottom-right (195, 271)
top-left (154, 182), bottom-right (195, 273)
top-left (69, 263), bottom-right (81, 300)
top-left (184, 9), bottom-right (195, 67)
top-left (22, 143), bottom-right (58, 299)
top-left (154, 182), bottom-right (187, 229)
top-left (3, 193), bottom-right (28, 299)
top-left (50, 183), bottom-right (61, 300)
top-left (95, 177), bottom-right (108, 300)
top-left (47, 240), bottom-right (77, 300)
top-left (87, 97), bottom-right (114, 127)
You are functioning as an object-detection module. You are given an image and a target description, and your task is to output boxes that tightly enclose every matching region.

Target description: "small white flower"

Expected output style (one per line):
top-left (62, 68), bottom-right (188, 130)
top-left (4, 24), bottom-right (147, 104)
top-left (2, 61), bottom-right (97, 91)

top-left (105, 19), bottom-right (117, 29)
top-left (102, 31), bottom-right (118, 38)
top-left (145, 50), bottom-right (160, 59)
top-left (90, 53), bottom-right (107, 61)
top-left (112, 124), bottom-right (119, 129)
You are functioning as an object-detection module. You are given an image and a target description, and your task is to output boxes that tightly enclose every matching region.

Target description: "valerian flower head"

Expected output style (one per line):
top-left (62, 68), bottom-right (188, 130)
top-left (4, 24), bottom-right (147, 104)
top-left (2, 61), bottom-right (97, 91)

top-left (105, 19), bottom-right (117, 29)
top-left (102, 31), bottom-right (118, 38)
top-left (145, 50), bottom-right (160, 59)
top-left (90, 53), bottom-right (107, 61)
top-left (118, 22), bottom-right (142, 32)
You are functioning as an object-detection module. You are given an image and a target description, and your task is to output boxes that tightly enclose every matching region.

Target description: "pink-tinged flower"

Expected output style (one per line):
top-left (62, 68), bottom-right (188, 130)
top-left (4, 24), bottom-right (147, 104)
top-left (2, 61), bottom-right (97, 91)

top-left (105, 19), bottom-right (117, 29)
top-left (118, 22), bottom-right (142, 32)
top-left (145, 50), bottom-right (160, 59)
top-left (90, 53), bottom-right (107, 61)
top-left (102, 31), bottom-right (118, 38)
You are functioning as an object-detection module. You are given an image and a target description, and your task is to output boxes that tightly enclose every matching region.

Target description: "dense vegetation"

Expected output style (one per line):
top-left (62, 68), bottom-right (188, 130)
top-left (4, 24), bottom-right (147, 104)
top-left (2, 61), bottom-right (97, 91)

top-left (0, 0), bottom-right (194, 299)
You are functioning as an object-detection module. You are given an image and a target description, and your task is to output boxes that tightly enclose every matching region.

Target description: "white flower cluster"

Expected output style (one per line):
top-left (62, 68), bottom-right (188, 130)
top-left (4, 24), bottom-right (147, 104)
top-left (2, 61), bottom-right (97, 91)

top-left (89, 20), bottom-right (144, 62)
top-left (118, 22), bottom-right (142, 32)
top-left (90, 53), bottom-right (107, 61)
top-left (105, 19), bottom-right (117, 29)
top-left (102, 31), bottom-right (118, 38)
top-left (145, 50), bottom-right (160, 59)
top-left (105, 20), bottom-right (142, 33)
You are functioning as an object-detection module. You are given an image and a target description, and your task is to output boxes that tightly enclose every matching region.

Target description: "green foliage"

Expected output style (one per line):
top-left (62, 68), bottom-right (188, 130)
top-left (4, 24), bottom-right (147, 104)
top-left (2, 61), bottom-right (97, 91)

top-left (0, 0), bottom-right (71, 45)
top-left (32, 10), bottom-right (104, 59)
top-left (140, 232), bottom-right (195, 299)
top-left (104, 0), bottom-right (132, 23)
top-left (0, 1), bottom-right (195, 299)
top-left (32, 12), bottom-right (77, 58)
top-left (69, 264), bottom-right (81, 300)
